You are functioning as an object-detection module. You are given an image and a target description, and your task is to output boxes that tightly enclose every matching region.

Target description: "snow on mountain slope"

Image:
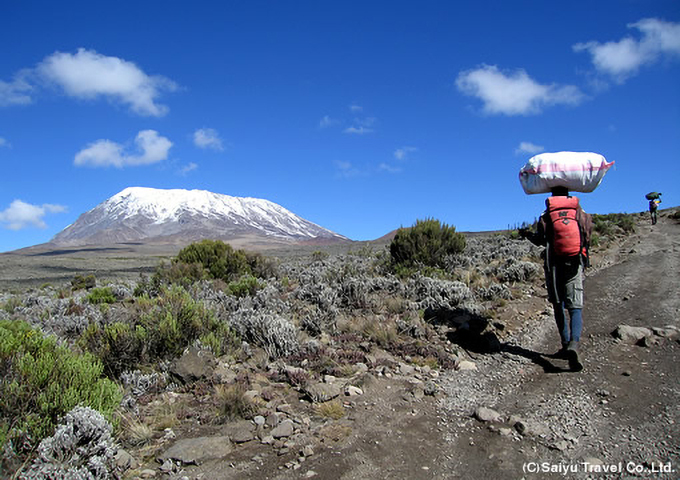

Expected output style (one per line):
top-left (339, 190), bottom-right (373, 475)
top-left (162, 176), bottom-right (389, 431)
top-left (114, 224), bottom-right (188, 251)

top-left (51, 187), bottom-right (348, 246)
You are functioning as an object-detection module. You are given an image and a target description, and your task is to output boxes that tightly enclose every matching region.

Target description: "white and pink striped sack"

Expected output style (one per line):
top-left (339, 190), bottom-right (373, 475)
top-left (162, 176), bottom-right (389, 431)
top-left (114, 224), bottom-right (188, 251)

top-left (519, 151), bottom-right (614, 195)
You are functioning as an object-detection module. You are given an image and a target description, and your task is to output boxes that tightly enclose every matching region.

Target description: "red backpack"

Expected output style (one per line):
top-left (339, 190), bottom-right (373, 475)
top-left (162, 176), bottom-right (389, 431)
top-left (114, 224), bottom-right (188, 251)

top-left (546, 196), bottom-right (586, 257)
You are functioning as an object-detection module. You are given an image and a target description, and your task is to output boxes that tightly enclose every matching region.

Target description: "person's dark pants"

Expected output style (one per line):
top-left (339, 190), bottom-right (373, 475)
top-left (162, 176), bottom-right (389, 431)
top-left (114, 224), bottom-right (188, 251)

top-left (553, 304), bottom-right (583, 346)
top-left (545, 258), bottom-right (584, 347)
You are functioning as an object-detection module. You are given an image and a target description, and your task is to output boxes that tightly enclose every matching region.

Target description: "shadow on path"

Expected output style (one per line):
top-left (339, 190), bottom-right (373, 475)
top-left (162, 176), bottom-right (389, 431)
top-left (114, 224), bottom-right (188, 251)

top-left (500, 343), bottom-right (573, 374)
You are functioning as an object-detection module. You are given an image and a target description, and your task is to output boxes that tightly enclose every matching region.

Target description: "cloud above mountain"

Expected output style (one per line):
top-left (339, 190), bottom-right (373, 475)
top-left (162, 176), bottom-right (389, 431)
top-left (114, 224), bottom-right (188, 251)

top-left (37, 48), bottom-right (177, 116)
top-left (74, 130), bottom-right (173, 168)
top-left (0, 200), bottom-right (67, 230)
top-left (193, 128), bottom-right (224, 151)
top-left (1, 48), bottom-right (177, 116)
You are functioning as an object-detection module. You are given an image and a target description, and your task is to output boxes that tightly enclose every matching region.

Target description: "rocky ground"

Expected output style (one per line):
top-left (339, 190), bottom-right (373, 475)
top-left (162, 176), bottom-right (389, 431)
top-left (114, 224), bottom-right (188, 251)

top-left (104, 215), bottom-right (677, 480)
top-left (2, 214), bottom-right (678, 480)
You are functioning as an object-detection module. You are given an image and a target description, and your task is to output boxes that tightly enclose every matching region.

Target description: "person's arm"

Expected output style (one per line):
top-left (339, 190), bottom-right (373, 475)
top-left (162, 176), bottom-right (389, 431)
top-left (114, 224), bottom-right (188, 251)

top-left (519, 215), bottom-right (547, 246)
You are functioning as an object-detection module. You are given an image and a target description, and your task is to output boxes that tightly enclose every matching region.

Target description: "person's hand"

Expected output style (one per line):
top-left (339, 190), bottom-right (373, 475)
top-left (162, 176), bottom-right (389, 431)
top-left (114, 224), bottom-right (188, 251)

top-left (517, 227), bottom-right (532, 239)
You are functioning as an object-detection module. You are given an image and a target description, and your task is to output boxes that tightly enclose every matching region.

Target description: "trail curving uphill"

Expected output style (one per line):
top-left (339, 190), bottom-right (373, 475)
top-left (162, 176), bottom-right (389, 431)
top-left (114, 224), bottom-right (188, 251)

top-left (434, 218), bottom-right (680, 479)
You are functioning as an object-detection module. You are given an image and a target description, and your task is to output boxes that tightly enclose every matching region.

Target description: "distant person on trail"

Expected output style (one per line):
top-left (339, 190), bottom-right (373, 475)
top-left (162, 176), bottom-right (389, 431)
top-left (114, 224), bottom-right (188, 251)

top-left (520, 186), bottom-right (593, 372)
top-left (649, 198), bottom-right (660, 225)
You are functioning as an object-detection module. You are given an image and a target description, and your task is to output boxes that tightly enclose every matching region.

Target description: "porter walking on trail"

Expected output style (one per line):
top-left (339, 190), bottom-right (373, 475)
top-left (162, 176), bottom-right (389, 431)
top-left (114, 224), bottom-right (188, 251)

top-left (645, 192), bottom-right (662, 225)
top-left (523, 187), bottom-right (593, 372)
top-left (518, 151), bottom-right (611, 372)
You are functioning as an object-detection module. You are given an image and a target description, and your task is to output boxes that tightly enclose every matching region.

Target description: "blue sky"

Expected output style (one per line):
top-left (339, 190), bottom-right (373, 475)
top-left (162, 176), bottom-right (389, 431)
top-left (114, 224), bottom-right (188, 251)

top-left (1, 1), bottom-right (679, 252)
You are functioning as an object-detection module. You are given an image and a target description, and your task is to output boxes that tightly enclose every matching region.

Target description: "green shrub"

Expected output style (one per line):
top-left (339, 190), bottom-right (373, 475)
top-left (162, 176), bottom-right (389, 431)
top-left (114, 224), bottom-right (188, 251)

top-left (2, 297), bottom-right (23, 315)
top-left (176, 239), bottom-right (249, 281)
top-left (244, 251), bottom-right (279, 279)
top-left (71, 274), bottom-right (96, 291)
top-left (312, 250), bottom-right (329, 262)
top-left (79, 322), bottom-right (146, 378)
top-left (153, 240), bottom-right (278, 288)
top-left (0, 319), bottom-right (122, 455)
top-left (150, 260), bottom-right (207, 290)
top-left (390, 218), bottom-right (466, 271)
top-left (80, 286), bottom-right (240, 376)
top-left (592, 213), bottom-right (636, 242)
top-left (86, 287), bottom-right (117, 305)
top-left (228, 275), bottom-right (262, 298)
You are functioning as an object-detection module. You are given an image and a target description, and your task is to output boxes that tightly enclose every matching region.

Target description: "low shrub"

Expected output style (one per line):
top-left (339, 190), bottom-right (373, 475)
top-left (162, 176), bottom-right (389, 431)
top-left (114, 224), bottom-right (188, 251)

top-left (152, 240), bottom-right (279, 289)
top-left (80, 286), bottom-right (240, 377)
top-left (71, 274), bottom-right (97, 291)
top-left (592, 213), bottom-right (636, 240)
top-left (21, 406), bottom-right (118, 479)
top-left (0, 320), bottom-right (121, 459)
top-left (175, 239), bottom-right (249, 282)
top-left (390, 218), bottom-right (466, 272)
top-left (2, 296), bottom-right (23, 315)
top-left (229, 309), bottom-right (299, 358)
top-left (228, 275), bottom-right (262, 298)
top-left (86, 287), bottom-right (117, 305)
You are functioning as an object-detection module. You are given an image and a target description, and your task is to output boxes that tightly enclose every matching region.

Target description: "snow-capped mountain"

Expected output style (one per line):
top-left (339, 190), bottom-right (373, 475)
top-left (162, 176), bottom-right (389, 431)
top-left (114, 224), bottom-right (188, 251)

top-left (51, 187), bottom-right (349, 246)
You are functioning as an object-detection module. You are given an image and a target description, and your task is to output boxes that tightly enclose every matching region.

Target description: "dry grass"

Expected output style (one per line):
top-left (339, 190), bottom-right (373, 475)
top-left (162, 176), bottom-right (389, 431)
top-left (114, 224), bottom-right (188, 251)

top-left (118, 414), bottom-right (154, 447)
top-left (315, 400), bottom-right (345, 420)
top-left (360, 317), bottom-right (399, 348)
top-left (319, 423), bottom-right (352, 442)
top-left (146, 401), bottom-right (181, 431)
top-left (214, 384), bottom-right (257, 421)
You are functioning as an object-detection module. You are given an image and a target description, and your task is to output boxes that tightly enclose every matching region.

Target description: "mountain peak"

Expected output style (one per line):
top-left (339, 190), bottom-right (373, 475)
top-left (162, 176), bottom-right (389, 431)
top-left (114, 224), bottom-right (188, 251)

top-left (51, 187), bottom-right (348, 246)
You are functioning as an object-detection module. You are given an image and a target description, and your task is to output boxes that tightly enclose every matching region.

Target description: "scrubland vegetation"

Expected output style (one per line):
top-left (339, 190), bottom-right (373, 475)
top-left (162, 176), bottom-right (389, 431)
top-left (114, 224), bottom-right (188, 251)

top-left (0, 215), bottom-right (639, 477)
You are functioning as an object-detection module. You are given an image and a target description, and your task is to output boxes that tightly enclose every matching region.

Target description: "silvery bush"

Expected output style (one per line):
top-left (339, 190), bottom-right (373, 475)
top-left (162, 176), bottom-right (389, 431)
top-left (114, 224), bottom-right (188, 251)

top-left (229, 309), bottom-right (299, 358)
top-left (21, 406), bottom-right (118, 480)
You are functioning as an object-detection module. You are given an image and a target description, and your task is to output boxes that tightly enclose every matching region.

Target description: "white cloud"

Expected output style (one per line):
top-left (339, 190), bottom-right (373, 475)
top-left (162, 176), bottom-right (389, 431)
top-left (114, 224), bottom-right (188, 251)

top-left (344, 117), bottom-right (377, 135)
top-left (179, 162), bottom-right (198, 175)
top-left (456, 65), bottom-right (584, 116)
top-left (394, 146), bottom-right (418, 161)
top-left (0, 200), bottom-right (67, 230)
top-left (74, 130), bottom-right (172, 168)
top-left (0, 137), bottom-right (10, 148)
top-left (574, 18), bottom-right (680, 82)
top-left (38, 48), bottom-right (177, 116)
top-left (349, 103), bottom-right (363, 113)
top-left (193, 128), bottom-right (223, 151)
top-left (378, 162), bottom-right (402, 174)
top-left (515, 142), bottom-right (544, 155)
top-left (0, 76), bottom-right (33, 107)
top-left (335, 160), bottom-right (364, 178)
top-left (344, 126), bottom-right (374, 135)
top-left (319, 115), bottom-right (339, 128)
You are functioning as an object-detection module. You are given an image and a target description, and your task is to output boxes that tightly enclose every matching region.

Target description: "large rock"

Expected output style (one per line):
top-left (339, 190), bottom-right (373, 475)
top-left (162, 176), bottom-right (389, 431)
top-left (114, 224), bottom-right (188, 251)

top-left (652, 326), bottom-right (680, 339)
top-left (304, 382), bottom-right (342, 403)
top-left (474, 406), bottom-right (501, 423)
top-left (170, 347), bottom-right (216, 384)
top-left (158, 436), bottom-right (232, 465)
top-left (271, 420), bottom-right (295, 439)
top-left (612, 325), bottom-right (653, 345)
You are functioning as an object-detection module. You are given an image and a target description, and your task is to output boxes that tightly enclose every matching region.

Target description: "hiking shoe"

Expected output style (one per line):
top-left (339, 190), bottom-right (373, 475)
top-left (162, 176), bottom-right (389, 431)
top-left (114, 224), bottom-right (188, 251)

top-left (552, 346), bottom-right (569, 359)
top-left (567, 341), bottom-right (583, 372)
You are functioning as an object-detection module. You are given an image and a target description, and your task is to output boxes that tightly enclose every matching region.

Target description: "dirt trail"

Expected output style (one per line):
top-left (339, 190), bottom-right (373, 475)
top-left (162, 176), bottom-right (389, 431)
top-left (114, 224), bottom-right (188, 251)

top-left (433, 219), bottom-right (680, 479)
